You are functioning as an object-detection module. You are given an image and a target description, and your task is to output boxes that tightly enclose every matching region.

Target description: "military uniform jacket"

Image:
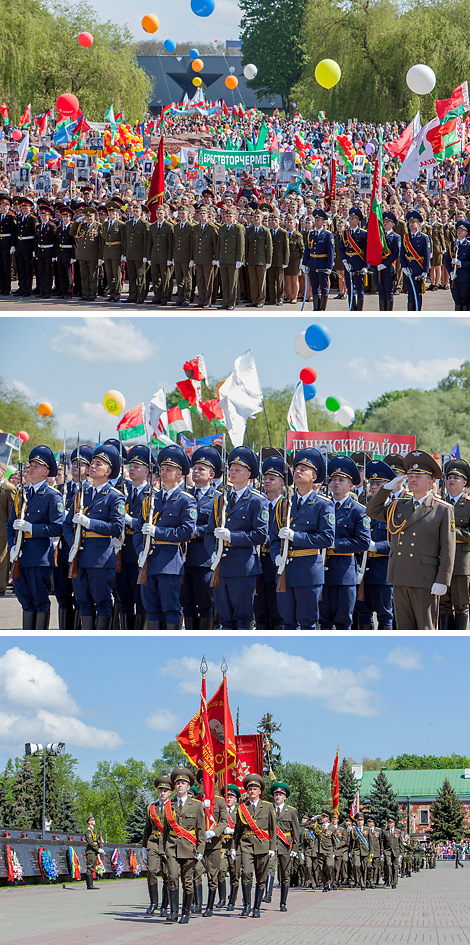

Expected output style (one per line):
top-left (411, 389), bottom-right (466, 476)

top-left (163, 796), bottom-right (206, 858)
top-left (173, 221), bottom-right (194, 263)
top-left (58, 480), bottom-right (81, 560)
top-left (56, 222), bottom-right (75, 264)
top-left (366, 487), bottom-right (455, 588)
top-left (193, 222), bottom-right (218, 264)
top-left (446, 493), bottom-right (470, 575)
top-left (217, 223), bottom-right (244, 264)
top-left (223, 802), bottom-right (239, 848)
top-left (143, 799), bottom-right (166, 854)
top-left (339, 228), bottom-right (368, 272)
top-left (124, 218), bottom-right (148, 260)
top-left (185, 484), bottom-right (217, 568)
top-left (7, 483), bottom-right (64, 567)
top-left (260, 497), bottom-right (283, 584)
top-left (269, 491), bottom-right (335, 587)
top-left (374, 230), bottom-right (400, 271)
top-left (333, 825), bottom-right (349, 855)
top-left (16, 213), bottom-right (37, 250)
top-left (302, 228), bottom-right (334, 271)
top-left (445, 238), bottom-right (470, 283)
top-left (70, 220), bottom-right (103, 261)
top-left (382, 828), bottom-right (404, 857)
top-left (63, 483), bottom-right (125, 569)
top-left (400, 230), bottom-right (430, 275)
top-left (134, 483), bottom-right (197, 575)
top-left (205, 486), bottom-right (268, 577)
top-left (0, 211), bottom-right (17, 249)
top-left (102, 219), bottom-right (126, 259)
top-left (35, 221), bottom-right (58, 258)
top-left (314, 821), bottom-right (337, 856)
top-left (85, 825), bottom-right (99, 854)
top-left (302, 822), bottom-right (317, 852)
top-left (233, 799), bottom-right (276, 854)
top-left (364, 517), bottom-right (391, 586)
top-left (245, 225), bottom-right (272, 266)
top-left (274, 802), bottom-right (300, 855)
top-left (367, 828), bottom-right (383, 857)
top-left (325, 496), bottom-right (371, 586)
top-left (349, 824), bottom-right (371, 857)
top-left (123, 482), bottom-right (151, 565)
top-left (147, 220), bottom-right (174, 262)
top-left (271, 227), bottom-right (290, 267)
top-left (205, 795), bottom-right (229, 851)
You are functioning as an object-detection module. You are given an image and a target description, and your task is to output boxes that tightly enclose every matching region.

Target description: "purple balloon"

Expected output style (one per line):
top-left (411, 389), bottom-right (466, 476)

top-left (365, 142), bottom-right (375, 154)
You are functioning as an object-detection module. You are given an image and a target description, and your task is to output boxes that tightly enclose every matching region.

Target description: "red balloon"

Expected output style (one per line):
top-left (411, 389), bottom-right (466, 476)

top-left (56, 93), bottom-right (80, 116)
top-left (78, 31), bottom-right (93, 47)
top-left (18, 430), bottom-right (29, 443)
top-left (300, 367), bottom-right (318, 384)
top-left (12, 129), bottom-right (22, 141)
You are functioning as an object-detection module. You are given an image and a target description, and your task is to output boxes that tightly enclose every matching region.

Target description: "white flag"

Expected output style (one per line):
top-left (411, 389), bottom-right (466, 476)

top-left (149, 387), bottom-right (168, 438)
top-left (396, 116), bottom-right (440, 184)
top-left (18, 132), bottom-right (30, 166)
top-left (218, 349), bottom-right (263, 447)
top-left (287, 383), bottom-right (308, 432)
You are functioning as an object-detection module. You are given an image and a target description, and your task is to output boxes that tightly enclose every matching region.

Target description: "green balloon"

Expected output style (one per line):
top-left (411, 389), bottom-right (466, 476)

top-left (326, 396), bottom-right (341, 412)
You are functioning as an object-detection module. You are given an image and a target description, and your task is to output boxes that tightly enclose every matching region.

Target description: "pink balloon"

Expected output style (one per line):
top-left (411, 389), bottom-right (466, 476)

top-left (365, 142), bottom-right (375, 154)
top-left (12, 129), bottom-right (22, 141)
top-left (78, 31), bottom-right (93, 47)
top-left (56, 93), bottom-right (79, 116)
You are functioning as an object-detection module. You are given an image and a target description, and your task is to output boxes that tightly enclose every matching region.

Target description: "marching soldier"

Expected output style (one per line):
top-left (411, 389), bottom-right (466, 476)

top-left (172, 206), bottom-right (193, 306)
top-left (339, 207), bottom-right (368, 310)
top-left (371, 211), bottom-right (401, 310)
top-left (366, 815), bottom-right (383, 887)
top-left (267, 210), bottom-right (289, 305)
top-left (163, 767), bottom-right (206, 924)
top-left (366, 450), bottom-right (456, 630)
top-left (269, 781), bottom-right (300, 911)
top-left (115, 445), bottom-right (153, 630)
top-left (270, 448), bottom-right (335, 630)
top-left (349, 812), bottom-right (371, 889)
top-left (440, 458), bottom-right (470, 629)
top-left (314, 808), bottom-right (337, 892)
top-left (192, 206), bottom-right (218, 308)
top-left (356, 460), bottom-right (394, 630)
top-left (382, 815), bottom-right (404, 888)
top-left (301, 814), bottom-right (317, 888)
top-left (196, 772), bottom-right (229, 917)
top-left (216, 206), bottom-right (244, 310)
top-left (143, 775), bottom-right (172, 916)
top-left (400, 210), bottom-right (430, 311)
top-left (56, 205), bottom-right (76, 299)
top-left (14, 196), bottom-right (37, 297)
top-left (245, 209), bottom-right (272, 308)
top-left (181, 446), bottom-right (220, 631)
top-left (147, 205), bottom-right (173, 305)
top-left (233, 773), bottom-right (276, 918)
top-left (54, 444), bottom-right (93, 631)
top-left (332, 815), bottom-right (349, 888)
top-left (221, 785), bottom-right (241, 911)
top-left (301, 209), bottom-right (335, 311)
top-left (255, 454), bottom-right (289, 630)
top-left (134, 445), bottom-right (197, 630)
top-left (85, 814), bottom-right (103, 891)
top-left (102, 201), bottom-right (126, 301)
top-left (0, 192), bottom-right (17, 296)
top-left (444, 219), bottom-right (470, 311)
top-left (7, 445), bottom-right (65, 630)
top-left (34, 200), bottom-right (57, 299)
top-left (70, 206), bottom-right (103, 302)
top-left (123, 202), bottom-right (149, 304)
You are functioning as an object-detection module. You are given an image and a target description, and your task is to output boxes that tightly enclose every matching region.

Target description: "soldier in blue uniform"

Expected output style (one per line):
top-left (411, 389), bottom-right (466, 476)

top-left (56, 205), bottom-right (76, 299)
top-left (115, 445), bottom-right (154, 630)
top-left (371, 212), bottom-right (401, 311)
top-left (34, 200), bottom-right (58, 299)
top-left (444, 218), bottom-right (470, 311)
top-left (270, 448), bottom-right (335, 630)
top-left (301, 209), bottom-right (335, 311)
top-left (63, 444), bottom-right (125, 630)
top-left (7, 445), bottom-right (65, 630)
top-left (54, 445), bottom-right (93, 630)
top-left (14, 196), bottom-right (37, 297)
top-left (181, 445), bottom-right (220, 631)
top-left (134, 445), bottom-right (197, 631)
top-left (356, 461), bottom-right (394, 630)
top-left (205, 447), bottom-right (269, 631)
top-left (339, 208), bottom-right (368, 310)
top-left (319, 456), bottom-right (371, 630)
top-left (0, 192), bottom-right (17, 296)
top-left (400, 210), bottom-right (430, 311)
top-left (254, 454), bottom-right (291, 630)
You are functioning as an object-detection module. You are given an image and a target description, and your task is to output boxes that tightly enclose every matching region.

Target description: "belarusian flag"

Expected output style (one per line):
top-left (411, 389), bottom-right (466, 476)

top-left (70, 113), bottom-right (90, 150)
top-left (158, 104), bottom-right (172, 130)
top-left (19, 104), bottom-right (31, 128)
top-left (104, 104), bottom-right (116, 144)
top-left (167, 405), bottom-right (193, 434)
top-left (1, 104), bottom-right (9, 126)
top-left (384, 112), bottom-right (421, 162)
top-left (117, 403), bottom-right (147, 444)
top-left (318, 110), bottom-right (326, 121)
top-left (396, 117), bottom-right (443, 183)
top-left (366, 143), bottom-right (388, 266)
top-left (184, 354), bottom-right (207, 382)
top-left (435, 82), bottom-right (469, 158)
top-left (350, 789), bottom-right (360, 818)
top-left (201, 399), bottom-right (225, 425)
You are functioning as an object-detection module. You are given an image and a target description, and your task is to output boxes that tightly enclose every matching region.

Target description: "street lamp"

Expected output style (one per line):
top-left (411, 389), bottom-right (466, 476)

top-left (25, 742), bottom-right (66, 839)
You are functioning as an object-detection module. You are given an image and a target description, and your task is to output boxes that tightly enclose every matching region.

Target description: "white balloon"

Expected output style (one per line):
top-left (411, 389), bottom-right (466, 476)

top-left (229, 66), bottom-right (236, 74)
top-left (244, 63), bottom-right (258, 80)
top-left (294, 331), bottom-right (316, 358)
top-left (336, 405), bottom-right (355, 426)
top-left (406, 64), bottom-right (436, 96)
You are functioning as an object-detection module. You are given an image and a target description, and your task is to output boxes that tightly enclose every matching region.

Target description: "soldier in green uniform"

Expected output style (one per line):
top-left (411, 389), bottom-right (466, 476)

top-left (172, 206), bottom-right (193, 306)
top-left (102, 201), bottom-right (126, 302)
top-left (142, 775), bottom-right (172, 916)
top-left (196, 772), bottom-right (229, 917)
top-left (85, 814), bottom-right (103, 890)
top-left (192, 206), bottom-right (218, 308)
top-left (245, 209), bottom-right (272, 307)
top-left (366, 815), bottom-right (383, 887)
top-left (222, 785), bottom-right (241, 911)
top-left (163, 767), bottom-right (206, 924)
top-left (124, 202), bottom-right (149, 304)
top-left (349, 812), bottom-right (371, 889)
top-left (233, 773), bottom-right (276, 918)
top-left (382, 814), bottom-right (404, 888)
top-left (314, 808), bottom-right (337, 892)
top-left (216, 206), bottom-right (244, 310)
top-left (332, 815), bottom-right (350, 888)
top-left (267, 210), bottom-right (289, 305)
top-left (301, 813), bottom-right (317, 887)
top-left (70, 207), bottom-right (103, 301)
top-left (440, 458), bottom-right (470, 629)
top-left (147, 205), bottom-right (173, 305)
top-left (269, 781), bottom-right (300, 911)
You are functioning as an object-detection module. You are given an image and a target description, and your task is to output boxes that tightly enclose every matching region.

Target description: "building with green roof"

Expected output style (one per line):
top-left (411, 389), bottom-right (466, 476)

top-left (358, 768), bottom-right (470, 837)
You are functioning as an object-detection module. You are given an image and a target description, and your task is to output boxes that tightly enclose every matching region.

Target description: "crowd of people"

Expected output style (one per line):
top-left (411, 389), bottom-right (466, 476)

top-left (1, 438), bottom-right (468, 632)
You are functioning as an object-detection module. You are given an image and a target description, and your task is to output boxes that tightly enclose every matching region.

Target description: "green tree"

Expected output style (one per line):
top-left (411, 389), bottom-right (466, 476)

top-left (362, 757), bottom-right (386, 771)
top-left (89, 758), bottom-right (153, 843)
top-left (56, 790), bottom-right (81, 833)
top-left (239, 0), bottom-right (308, 110)
top-left (431, 778), bottom-right (465, 842)
top-left (0, 771), bottom-right (11, 826)
top-left (359, 390), bottom-right (416, 426)
top-left (364, 769), bottom-right (401, 828)
top-left (338, 758), bottom-right (358, 821)
top-left (271, 761), bottom-right (329, 816)
top-left (0, 378), bottom-right (61, 454)
top-left (152, 740), bottom-right (188, 777)
top-left (10, 760), bottom-right (38, 829)
top-left (437, 360), bottom-right (470, 392)
top-left (258, 712), bottom-right (282, 774)
top-left (125, 794), bottom-right (148, 844)
top-left (390, 753), bottom-right (470, 770)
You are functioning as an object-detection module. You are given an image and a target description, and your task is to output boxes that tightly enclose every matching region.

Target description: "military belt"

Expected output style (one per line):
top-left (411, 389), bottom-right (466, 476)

top-left (288, 548), bottom-right (320, 558)
top-left (105, 241), bottom-right (122, 245)
top-left (125, 527), bottom-right (135, 536)
top-left (60, 244), bottom-right (74, 249)
top-left (38, 244), bottom-right (54, 249)
top-left (310, 253), bottom-right (327, 258)
top-left (169, 828), bottom-right (196, 837)
top-left (82, 531), bottom-right (108, 539)
top-left (368, 551), bottom-right (387, 557)
top-left (326, 550), bottom-right (354, 556)
top-left (153, 539), bottom-right (180, 546)
top-left (18, 235), bottom-right (34, 240)
top-left (0, 234), bottom-right (11, 238)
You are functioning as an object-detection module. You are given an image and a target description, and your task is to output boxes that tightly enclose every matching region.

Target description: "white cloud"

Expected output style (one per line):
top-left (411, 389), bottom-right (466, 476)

top-left (49, 317), bottom-right (158, 363)
top-left (161, 644), bottom-right (381, 716)
top-left (348, 357), bottom-right (371, 381)
top-left (0, 648), bottom-right (123, 751)
top-left (385, 646), bottom-right (423, 671)
top-left (375, 356), bottom-right (463, 386)
top-left (11, 379), bottom-right (36, 400)
top-left (60, 401), bottom-right (108, 431)
top-left (145, 708), bottom-right (180, 732)
top-left (450, 317), bottom-right (470, 327)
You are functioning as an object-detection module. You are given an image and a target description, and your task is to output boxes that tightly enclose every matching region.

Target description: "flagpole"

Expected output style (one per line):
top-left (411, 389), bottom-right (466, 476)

top-left (221, 657), bottom-right (229, 804)
top-left (200, 656), bottom-right (210, 831)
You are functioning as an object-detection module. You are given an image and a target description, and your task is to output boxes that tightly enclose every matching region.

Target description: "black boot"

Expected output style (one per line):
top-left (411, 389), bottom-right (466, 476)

top-left (192, 883), bottom-right (203, 914)
top-left (58, 608), bottom-right (68, 630)
top-left (439, 612), bottom-right (451, 630)
top-left (199, 617), bottom-right (214, 630)
top-left (147, 620), bottom-right (163, 630)
top-left (184, 616), bottom-right (196, 630)
top-left (320, 294), bottom-right (328, 310)
top-left (216, 877), bottom-right (226, 907)
top-left (80, 614), bottom-right (95, 630)
top-left (455, 612), bottom-right (469, 629)
top-left (74, 608), bottom-right (82, 630)
top-left (280, 882), bottom-right (289, 911)
top-left (86, 873), bottom-right (98, 889)
top-left (240, 881), bottom-right (251, 917)
top-left (35, 611), bottom-right (50, 630)
top-left (312, 296), bottom-right (320, 310)
top-left (166, 888), bottom-right (179, 922)
top-left (179, 891), bottom-right (192, 923)
top-left (134, 612), bottom-right (147, 630)
top-left (96, 615), bottom-right (111, 630)
top-left (204, 887), bottom-right (216, 916)
top-left (22, 611), bottom-right (36, 629)
top-left (379, 299), bottom-right (385, 310)
top-left (263, 874), bottom-right (274, 902)
top-left (252, 885), bottom-right (264, 917)
top-left (110, 597), bottom-right (121, 630)
top-left (166, 621), bottom-right (182, 631)
top-left (160, 885), bottom-right (169, 916)
top-left (227, 883), bottom-right (238, 911)
top-left (121, 613), bottom-right (135, 630)
top-left (146, 882), bottom-right (159, 914)
top-left (356, 298), bottom-right (364, 310)
top-left (386, 299), bottom-right (394, 310)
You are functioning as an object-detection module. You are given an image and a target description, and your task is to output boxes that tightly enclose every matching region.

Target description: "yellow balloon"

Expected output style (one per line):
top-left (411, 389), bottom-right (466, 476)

top-left (193, 76), bottom-right (202, 86)
top-left (103, 389), bottom-right (125, 415)
top-left (315, 58), bottom-right (341, 90)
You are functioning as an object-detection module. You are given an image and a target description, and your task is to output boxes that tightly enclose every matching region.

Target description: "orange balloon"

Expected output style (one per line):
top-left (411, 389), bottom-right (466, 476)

top-left (142, 14), bottom-right (159, 32)
top-left (225, 75), bottom-right (238, 90)
top-left (192, 58), bottom-right (204, 72)
top-left (37, 402), bottom-right (53, 418)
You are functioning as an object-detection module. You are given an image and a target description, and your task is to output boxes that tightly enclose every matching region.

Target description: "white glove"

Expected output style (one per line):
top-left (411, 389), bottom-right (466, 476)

top-left (325, 268), bottom-right (332, 275)
top-left (301, 264), bottom-right (309, 273)
top-left (381, 854), bottom-right (384, 861)
top-left (266, 262), bottom-right (271, 269)
top-left (344, 261), bottom-right (352, 272)
top-left (279, 526), bottom-right (294, 541)
top-left (402, 267), bottom-right (411, 277)
top-left (32, 251), bottom-right (36, 258)
top-left (10, 246), bottom-right (15, 254)
top-left (269, 849), bottom-right (276, 859)
top-left (121, 255), bottom-right (126, 262)
top-left (196, 853), bottom-right (203, 861)
top-left (369, 540), bottom-right (376, 552)
top-left (73, 512), bottom-right (90, 528)
top-left (377, 263), bottom-right (386, 271)
top-left (98, 258), bottom-right (104, 266)
top-left (70, 258), bottom-right (76, 265)
top-left (235, 261), bottom-right (242, 269)
top-left (214, 526), bottom-right (231, 542)
top-left (125, 513), bottom-right (133, 526)
top-left (113, 538), bottom-right (122, 552)
top-left (282, 263), bottom-right (288, 268)
top-left (167, 259), bottom-right (174, 266)
top-left (142, 522), bottom-right (156, 537)
top-left (275, 554), bottom-right (283, 568)
top-left (348, 851), bottom-right (352, 858)
top-left (224, 827), bottom-right (235, 835)
top-left (189, 259), bottom-right (195, 267)
top-left (215, 260), bottom-right (220, 267)
top-left (98, 848), bottom-right (105, 855)
top-left (205, 830), bottom-right (216, 839)
top-left (361, 267), bottom-right (368, 274)
top-left (384, 474), bottom-right (406, 491)
top-left (138, 551), bottom-right (146, 568)
top-left (52, 257), bottom-right (57, 262)
top-left (230, 849), bottom-right (237, 860)
top-left (13, 519), bottom-right (32, 533)
top-left (202, 798), bottom-right (211, 809)
top-left (212, 259), bottom-right (217, 265)
top-left (431, 582), bottom-right (447, 596)
top-left (142, 257), bottom-right (147, 263)
top-left (290, 850), bottom-right (297, 858)
top-left (399, 855), bottom-right (403, 863)
top-left (452, 258), bottom-right (462, 268)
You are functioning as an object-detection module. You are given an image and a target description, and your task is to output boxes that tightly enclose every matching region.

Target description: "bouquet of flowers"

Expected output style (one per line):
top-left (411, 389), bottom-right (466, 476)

top-left (39, 848), bottom-right (59, 882)
top-left (111, 848), bottom-right (124, 877)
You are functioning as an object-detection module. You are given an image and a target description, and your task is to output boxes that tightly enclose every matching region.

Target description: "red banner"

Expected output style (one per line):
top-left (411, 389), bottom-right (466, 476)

top-left (331, 748), bottom-right (339, 816)
top-left (206, 678), bottom-right (237, 775)
top-left (286, 431), bottom-right (416, 457)
top-left (219, 734), bottom-right (264, 792)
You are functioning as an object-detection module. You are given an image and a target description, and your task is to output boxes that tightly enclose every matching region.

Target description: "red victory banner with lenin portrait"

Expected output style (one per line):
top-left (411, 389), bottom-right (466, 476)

top-left (177, 676), bottom-right (237, 775)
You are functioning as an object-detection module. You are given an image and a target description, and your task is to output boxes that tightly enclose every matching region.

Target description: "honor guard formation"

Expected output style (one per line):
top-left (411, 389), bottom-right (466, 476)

top-left (2, 441), bottom-right (468, 631)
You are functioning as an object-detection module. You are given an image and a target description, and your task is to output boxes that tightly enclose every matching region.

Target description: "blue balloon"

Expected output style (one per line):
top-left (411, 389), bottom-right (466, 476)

top-left (305, 323), bottom-right (331, 352)
top-left (189, 48), bottom-right (200, 59)
top-left (303, 383), bottom-right (317, 401)
top-left (190, 0), bottom-right (215, 16)
top-left (164, 38), bottom-right (176, 51)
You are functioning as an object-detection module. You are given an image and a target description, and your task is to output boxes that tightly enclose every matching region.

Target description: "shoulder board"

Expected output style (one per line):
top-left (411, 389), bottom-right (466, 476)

top-left (434, 496), bottom-right (452, 506)
top-left (250, 489), bottom-right (263, 497)
top-left (316, 492), bottom-right (329, 501)
top-left (349, 492), bottom-right (359, 502)
top-left (110, 486), bottom-right (121, 494)
top-left (181, 490), bottom-right (194, 498)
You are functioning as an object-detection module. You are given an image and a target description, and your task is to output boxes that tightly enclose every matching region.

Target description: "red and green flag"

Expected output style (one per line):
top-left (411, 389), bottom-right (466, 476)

top-left (435, 82), bottom-right (469, 158)
top-left (255, 118), bottom-right (268, 151)
top-left (1, 104), bottom-right (9, 126)
top-left (167, 404), bottom-right (193, 434)
top-left (116, 403), bottom-right (147, 444)
top-left (366, 143), bottom-right (389, 266)
top-left (201, 399), bottom-right (224, 426)
top-left (148, 136), bottom-right (165, 222)
top-left (19, 103), bottom-right (31, 128)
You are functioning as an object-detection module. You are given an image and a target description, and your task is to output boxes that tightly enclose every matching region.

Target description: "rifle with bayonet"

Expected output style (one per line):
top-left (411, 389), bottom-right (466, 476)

top-left (356, 450), bottom-right (369, 597)
top-left (10, 440), bottom-right (25, 579)
top-left (115, 436), bottom-right (126, 574)
top-left (137, 432), bottom-right (156, 586)
top-left (68, 435), bottom-right (83, 579)
top-left (276, 436), bottom-right (292, 592)
top-left (210, 434), bottom-right (227, 588)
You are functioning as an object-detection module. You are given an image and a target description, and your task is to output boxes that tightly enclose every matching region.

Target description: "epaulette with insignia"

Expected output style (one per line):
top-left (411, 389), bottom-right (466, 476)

top-left (350, 492), bottom-right (359, 502)
top-left (316, 492), bottom-right (329, 501)
top-left (181, 490), bottom-right (194, 497)
top-left (110, 486), bottom-right (121, 494)
top-left (434, 496), bottom-right (452, 505)
top-left (250, 489), bottom-right (263, 497)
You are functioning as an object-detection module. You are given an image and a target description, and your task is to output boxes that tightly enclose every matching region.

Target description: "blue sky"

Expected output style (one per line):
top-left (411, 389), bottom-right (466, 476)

top-left (0, 636), bottom-right (467, 780)
top-left (1, 315), bottom-right (468, 444)
top-left (88, 0), bottom-right (241, 44)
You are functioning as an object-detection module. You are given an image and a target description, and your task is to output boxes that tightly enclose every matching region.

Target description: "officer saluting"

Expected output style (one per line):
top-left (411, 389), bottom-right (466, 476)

top-left (339, 207), bottom-right (368, 310)
top-left (444, 218), bottom-right (470, 311)
top-left (7, 445), bottom-right (65, 629)
top-left (181, 445), bottom-right (220, 631)
top-left (233, 773), bottom-right (276, 918)
top-left (371, 211), bottom-right (401, 311)
top-left (301, 209), bottom-right (335, 311)
top-left (401, 210), bottom-right (430, 311)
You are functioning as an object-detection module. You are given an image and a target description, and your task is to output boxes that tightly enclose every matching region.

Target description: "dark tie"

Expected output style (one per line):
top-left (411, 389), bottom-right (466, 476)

top-left (162, 492), bottom-right (167, 505)
top-left (28, 486), bottom-right (34, 501)
top-left (335, 501), bottom-right (341, 511)
top-left (132, 486), bottom-right (137, 504)
top-left (413, 499), bottom-right (419, 511)
top-left (195, 488), bottom-right (200, 500)
top-left (230, 492), bottom-right (237, 509)
top-left (297, 496), bottom-right (303, 510)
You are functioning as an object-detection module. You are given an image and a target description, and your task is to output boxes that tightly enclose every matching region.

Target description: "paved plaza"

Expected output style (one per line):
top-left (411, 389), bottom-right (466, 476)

top-left (1, 862), bottom-right (469, 945)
